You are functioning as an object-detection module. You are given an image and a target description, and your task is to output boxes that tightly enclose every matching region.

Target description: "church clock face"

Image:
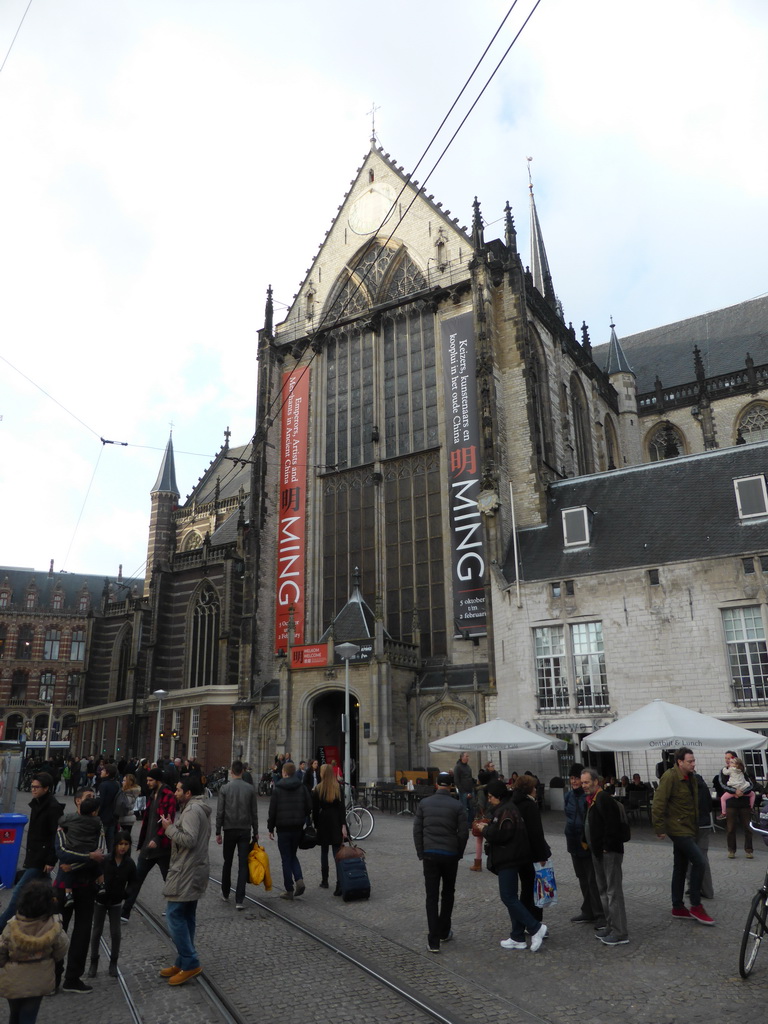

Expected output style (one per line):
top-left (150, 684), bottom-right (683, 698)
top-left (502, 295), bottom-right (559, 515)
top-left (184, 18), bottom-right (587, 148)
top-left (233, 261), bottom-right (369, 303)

top-left (347, 182), bottom-right (397, 235)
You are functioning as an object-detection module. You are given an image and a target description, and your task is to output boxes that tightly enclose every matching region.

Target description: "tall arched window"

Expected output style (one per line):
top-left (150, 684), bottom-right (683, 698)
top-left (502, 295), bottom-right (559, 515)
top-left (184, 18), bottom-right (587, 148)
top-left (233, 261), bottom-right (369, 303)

top-left (115, 630), bottom-right (131, 702)
top-left (16, 627), bottom-right (34, 660)
top-left (737, 403), bottom-right (768, 444)
top-left (648, 422), bottom-right (685, 462)
top-left (190, 584), bottom-right (220, 687)
top-left (43, 628), bottom-right (60, 660)
top-left (39, 672), bottom-right (55, 702)
top-left (604, 415), bottom-right (619, 470)
top-left (528, 335), bottom-right (553, 464)
top-left (11, 671), bottom-right (27, 701)
top-left (5, 714), bottom-right (24, 741)
top-left (570, 375), bottom-right (593, 475)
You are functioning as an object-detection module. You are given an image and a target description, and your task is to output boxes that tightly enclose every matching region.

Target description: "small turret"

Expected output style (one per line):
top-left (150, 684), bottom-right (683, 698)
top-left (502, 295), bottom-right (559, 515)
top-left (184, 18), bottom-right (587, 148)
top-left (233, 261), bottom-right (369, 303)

top-left (145, 434), bottom-right (180, 597)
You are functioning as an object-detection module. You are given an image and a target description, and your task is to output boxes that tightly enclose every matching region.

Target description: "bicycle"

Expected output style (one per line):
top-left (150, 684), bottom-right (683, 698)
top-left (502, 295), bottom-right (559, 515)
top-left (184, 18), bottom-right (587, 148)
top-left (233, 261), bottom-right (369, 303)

top-left (739, 820), bottom-right (768, 977)
top-left (345, 786), bottom-right (374, 841)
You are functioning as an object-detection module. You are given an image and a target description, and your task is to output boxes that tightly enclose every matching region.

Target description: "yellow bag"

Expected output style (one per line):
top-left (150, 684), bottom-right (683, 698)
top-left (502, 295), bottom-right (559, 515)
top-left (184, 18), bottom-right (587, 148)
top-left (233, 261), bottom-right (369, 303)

top-left (248, 842), bottom-right (272, 890)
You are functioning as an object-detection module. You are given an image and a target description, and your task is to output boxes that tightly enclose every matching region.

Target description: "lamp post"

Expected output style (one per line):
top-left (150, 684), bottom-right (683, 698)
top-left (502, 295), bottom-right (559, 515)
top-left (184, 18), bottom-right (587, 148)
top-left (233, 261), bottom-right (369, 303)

top-left (335, 642), bottom-right (360, 803)
top-left (153, 689), bottom-right (169, 764)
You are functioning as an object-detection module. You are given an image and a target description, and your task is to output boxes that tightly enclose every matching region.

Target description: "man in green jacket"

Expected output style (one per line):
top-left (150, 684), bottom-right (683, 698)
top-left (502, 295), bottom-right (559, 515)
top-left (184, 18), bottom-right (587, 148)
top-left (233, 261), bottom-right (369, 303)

top-left (652, 747), bottom-right (714, 926)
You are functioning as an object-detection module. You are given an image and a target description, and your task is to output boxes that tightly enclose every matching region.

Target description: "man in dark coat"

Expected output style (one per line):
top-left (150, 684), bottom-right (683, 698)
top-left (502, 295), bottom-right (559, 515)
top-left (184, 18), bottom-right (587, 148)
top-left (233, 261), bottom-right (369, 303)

top-left (216, 760), bottom-right (259, 908)
top-left (413, 772), bottom-right (468, 953)
top-left (453, 752), bottom-right (474, 826)
top-left (267, 762), bottom-right (312, 900)
top-left (96, 763), bottom-right (121, 854)
top-left (121, 768), bottom-right (177, 921)
top-left (563, 764), bottom-right (604, 925)
top-left (0, 772), bottom-right (63, 929)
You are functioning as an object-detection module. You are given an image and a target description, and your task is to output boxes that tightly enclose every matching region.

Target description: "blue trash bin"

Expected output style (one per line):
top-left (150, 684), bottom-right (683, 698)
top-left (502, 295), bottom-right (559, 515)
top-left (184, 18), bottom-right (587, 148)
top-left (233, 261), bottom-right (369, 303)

top-left (0, 814), bottom-right (28, 889)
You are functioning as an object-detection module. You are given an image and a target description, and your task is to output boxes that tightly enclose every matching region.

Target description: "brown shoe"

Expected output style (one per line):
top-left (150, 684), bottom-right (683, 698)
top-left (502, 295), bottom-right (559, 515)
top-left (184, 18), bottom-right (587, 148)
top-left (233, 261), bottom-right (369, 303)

top-left (169, 967), bottom-right (202, 986)
top-left (469, 859), bottom-right (482, 872)
top-left (159, 966), bottom-right (181, 978)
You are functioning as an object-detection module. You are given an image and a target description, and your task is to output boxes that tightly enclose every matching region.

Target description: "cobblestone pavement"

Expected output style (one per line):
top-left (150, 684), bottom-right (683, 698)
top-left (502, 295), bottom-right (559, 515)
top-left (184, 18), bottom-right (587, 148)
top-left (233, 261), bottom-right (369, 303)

top-left (7, 792), bottom-right (768, 1023)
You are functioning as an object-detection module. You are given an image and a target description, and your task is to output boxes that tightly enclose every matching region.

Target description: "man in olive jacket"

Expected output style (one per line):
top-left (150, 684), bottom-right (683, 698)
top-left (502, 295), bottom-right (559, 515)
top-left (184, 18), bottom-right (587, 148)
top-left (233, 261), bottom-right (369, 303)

top-left (159, 777), bottom-right (211, 985)
top-left (413, 772), bottom-right (468, 953)
top-left (652, 747), bottom-right (714, 926)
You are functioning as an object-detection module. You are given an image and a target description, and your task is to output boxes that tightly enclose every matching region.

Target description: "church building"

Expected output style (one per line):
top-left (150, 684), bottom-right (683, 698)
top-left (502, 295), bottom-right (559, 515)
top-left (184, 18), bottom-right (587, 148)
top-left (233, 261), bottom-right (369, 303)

top-left (71, 142), bottom-right (768, 783)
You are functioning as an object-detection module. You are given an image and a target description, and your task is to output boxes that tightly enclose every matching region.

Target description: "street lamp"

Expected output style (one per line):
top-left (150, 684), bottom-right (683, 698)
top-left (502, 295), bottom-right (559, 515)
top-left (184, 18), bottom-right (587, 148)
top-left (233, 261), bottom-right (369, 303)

top-left (335, 642), bottom-right (360, 803)
top-left (152, 689), bottom-right (169, 764)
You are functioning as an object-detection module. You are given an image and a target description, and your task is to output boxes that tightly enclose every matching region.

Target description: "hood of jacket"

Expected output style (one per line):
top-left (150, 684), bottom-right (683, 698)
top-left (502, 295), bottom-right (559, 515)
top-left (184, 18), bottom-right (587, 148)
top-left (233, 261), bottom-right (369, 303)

top-left (6, 915), bottom-right (62, 955)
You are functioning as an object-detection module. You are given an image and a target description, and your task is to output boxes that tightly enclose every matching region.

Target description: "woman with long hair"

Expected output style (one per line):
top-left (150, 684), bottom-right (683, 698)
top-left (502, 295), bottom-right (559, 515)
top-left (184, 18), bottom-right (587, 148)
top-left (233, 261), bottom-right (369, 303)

top-left (312, 764), bottom-right (347, 895)
top-left (117, 774), bottom-right (141, 838)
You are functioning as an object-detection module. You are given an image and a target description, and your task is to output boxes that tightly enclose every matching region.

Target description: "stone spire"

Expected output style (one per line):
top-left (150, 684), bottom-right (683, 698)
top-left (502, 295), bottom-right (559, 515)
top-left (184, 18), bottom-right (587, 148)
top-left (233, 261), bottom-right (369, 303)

top-left (527, 159), bottom-right (556, 306)
top-left (604, 320), bottom-right (633, 375)
top-left (152, 433), bottom-right (179, 496)
top-left (145, 433), bottom-right (179, 597)
top-left (264, 284), bottom-right (274, 339)
top-left (472, 196), bottom-right (485, 255)
top-left (504, 201), bottom-right (517, 255)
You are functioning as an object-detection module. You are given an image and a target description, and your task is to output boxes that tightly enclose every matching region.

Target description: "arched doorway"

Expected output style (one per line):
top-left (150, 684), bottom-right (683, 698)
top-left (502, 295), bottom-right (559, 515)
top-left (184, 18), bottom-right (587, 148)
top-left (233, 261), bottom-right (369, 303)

top-left (311, 690), bottom-right (359, 787)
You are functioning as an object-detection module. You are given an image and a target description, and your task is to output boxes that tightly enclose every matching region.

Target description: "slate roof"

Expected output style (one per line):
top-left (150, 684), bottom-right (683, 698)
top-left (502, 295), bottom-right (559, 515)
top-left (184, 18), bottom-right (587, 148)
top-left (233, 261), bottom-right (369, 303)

top-left (592, 294), bottom-right (768, 394)
top-left (319, 578), bottom-right (390, 643)
top-left (502, 440), bottom-right (768, 582)
top-left (182, 442), bottom-right (252, 506)
top-left (152, 435), bottom-right (179, 495)
top-left (0, 567), bottom-right (141, 610)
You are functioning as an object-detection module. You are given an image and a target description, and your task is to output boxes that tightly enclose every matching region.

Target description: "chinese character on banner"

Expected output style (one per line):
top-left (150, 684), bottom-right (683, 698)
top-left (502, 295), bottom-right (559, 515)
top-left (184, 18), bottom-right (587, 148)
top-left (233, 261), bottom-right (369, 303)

top-left (450, 446), bottom-right (477, 477)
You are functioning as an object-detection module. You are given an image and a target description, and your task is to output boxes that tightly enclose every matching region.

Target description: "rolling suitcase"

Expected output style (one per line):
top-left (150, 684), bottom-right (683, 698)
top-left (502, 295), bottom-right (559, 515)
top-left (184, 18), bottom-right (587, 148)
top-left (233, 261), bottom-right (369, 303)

top-left (338, 856), bottom-right (370, 901)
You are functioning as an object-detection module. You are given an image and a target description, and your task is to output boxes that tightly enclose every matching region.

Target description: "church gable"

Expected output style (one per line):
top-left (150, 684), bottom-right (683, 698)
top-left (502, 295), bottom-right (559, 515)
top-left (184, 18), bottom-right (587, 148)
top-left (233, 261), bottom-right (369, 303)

top-left (278, 145), bottom-right (472, 344)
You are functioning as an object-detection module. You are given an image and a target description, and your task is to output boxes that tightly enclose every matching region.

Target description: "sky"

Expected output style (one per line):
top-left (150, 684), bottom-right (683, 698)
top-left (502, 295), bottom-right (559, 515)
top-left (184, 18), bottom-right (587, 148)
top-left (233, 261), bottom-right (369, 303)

top-left (1, 0), bottom-right (766, 581)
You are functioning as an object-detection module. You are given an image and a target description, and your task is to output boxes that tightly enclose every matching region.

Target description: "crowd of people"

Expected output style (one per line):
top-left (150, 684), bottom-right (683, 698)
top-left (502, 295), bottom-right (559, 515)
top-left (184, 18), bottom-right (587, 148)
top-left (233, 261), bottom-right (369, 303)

top-left (412, 747), bottom-right (762, 954)
top-left (0, 752), bottom-right (213, 1018)
top-left (0, 745), bottom-right (762, 1017)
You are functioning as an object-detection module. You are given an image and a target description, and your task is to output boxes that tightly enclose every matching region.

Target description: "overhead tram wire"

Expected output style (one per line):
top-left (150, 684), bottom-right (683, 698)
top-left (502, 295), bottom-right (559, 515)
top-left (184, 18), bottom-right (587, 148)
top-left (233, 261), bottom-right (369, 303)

top-left (244, 0), bottom-right (545, 462)
top-left (0, 0), bottom-right (34, 76)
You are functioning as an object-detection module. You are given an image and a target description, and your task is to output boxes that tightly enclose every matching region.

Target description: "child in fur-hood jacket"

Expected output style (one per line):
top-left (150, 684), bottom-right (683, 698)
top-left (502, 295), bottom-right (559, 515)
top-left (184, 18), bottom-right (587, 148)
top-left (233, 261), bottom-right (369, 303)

top-left (0, 880), bottom-right (69, 1020)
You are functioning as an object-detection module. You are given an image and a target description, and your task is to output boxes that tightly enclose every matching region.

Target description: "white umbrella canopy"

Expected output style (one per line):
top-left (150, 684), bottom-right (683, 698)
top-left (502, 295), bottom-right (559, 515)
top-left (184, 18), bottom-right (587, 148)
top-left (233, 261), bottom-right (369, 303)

top-left (429, 718), bottom-right (567, 752)
top-left (581, 699), bottom-right (768, 752)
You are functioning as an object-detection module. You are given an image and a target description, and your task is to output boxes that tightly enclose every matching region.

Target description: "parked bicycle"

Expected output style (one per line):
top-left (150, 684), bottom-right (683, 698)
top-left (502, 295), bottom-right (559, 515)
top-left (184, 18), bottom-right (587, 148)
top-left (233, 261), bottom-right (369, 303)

top-left (739, 820), bottom-right (768, 977)
top-left (345, 786), bottom-right (374, 841)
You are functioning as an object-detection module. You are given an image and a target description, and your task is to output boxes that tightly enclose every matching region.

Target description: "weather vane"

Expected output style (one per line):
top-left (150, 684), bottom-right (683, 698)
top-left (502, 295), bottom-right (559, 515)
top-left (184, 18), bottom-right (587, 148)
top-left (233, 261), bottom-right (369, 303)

top-left (367, 102), bottom-right (380, 143)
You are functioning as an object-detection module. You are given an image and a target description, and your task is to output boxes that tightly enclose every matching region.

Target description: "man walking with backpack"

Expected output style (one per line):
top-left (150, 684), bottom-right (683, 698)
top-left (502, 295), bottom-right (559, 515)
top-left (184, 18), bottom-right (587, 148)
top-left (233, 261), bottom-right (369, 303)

top-left (581, 767), bottom-right (629, 946)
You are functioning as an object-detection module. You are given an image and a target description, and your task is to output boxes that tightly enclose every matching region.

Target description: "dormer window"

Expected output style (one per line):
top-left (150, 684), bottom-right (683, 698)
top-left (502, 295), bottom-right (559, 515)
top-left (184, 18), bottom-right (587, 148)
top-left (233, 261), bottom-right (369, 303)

top-left (734, 476), bottom-right (768, 520)
top-left (562, 506), bottom-right (591, 547)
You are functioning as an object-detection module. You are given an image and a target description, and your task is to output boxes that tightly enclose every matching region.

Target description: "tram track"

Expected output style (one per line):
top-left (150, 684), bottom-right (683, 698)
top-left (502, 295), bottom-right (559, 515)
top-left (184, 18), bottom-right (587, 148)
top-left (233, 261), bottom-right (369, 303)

top-left (101, 842), bottom-right (554, 1024)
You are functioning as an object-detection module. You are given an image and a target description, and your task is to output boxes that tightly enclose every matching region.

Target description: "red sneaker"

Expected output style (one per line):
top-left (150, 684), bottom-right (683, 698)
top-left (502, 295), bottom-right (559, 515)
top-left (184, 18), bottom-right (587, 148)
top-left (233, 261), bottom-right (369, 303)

top-left (689, 904), bottom-right (714, 926)
top-left (671, 907), bottom-right (692, 919)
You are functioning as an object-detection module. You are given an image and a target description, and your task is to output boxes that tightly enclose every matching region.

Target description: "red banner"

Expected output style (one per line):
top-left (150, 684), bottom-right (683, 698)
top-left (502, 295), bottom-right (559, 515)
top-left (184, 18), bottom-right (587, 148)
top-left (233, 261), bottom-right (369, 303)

top-left (275, 368), bottom-right (310, 650)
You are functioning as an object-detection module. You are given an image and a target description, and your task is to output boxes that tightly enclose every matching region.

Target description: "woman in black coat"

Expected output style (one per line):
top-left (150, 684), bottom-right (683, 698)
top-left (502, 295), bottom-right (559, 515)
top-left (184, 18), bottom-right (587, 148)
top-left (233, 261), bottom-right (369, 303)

top-left (311, 764), bottom-right (347, 895)
top-left (511, 773), bottom-right (552, 931)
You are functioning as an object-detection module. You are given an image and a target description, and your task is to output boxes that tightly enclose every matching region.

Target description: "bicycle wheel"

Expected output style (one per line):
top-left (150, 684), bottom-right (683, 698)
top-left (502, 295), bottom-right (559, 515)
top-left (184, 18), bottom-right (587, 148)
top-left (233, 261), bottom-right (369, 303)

top-left (739, 890), bottom-right (768, 978)
top-left (346, 807), bottom-right (363, 840)
top-left (351, 806), bottom-right (374, 840)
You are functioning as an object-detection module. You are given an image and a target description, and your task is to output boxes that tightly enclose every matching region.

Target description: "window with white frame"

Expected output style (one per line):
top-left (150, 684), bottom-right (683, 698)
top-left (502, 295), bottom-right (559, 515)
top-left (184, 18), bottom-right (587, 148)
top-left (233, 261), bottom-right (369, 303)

top-left (734, 476), bottom-right (768, 519)
top-left (742, 734), bottom-right (768, 783)
top-left (43, 628), bottom-right (60, 660)
top-left (562, 507), bottom-right (590, 547)
top-left (38, 672), bottom-right (55, 702)
top-left (70, 630), bottom-right (86, 661)
top-left (533, 620), bottom-right (610, 713)
top-left (189, 707), bottom-right (200, 759)
top-left (534, 626), bottom-right (569, 711)
top-left (572, 621), bottom-right (609, 708)
top-left (722, 606), bottom-right (768, 703)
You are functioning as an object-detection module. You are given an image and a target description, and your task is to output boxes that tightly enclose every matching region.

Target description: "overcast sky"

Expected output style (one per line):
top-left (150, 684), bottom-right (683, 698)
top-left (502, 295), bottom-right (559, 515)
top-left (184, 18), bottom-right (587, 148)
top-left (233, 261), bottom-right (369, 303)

top-left (1, 0), bottom-right (766, 581)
